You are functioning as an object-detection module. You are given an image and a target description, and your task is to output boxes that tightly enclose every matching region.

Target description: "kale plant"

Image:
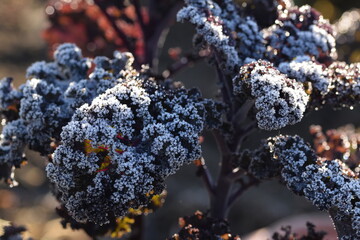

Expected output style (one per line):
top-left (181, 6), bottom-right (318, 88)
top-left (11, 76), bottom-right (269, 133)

top-left (1, 0), bottom-right (360, 239)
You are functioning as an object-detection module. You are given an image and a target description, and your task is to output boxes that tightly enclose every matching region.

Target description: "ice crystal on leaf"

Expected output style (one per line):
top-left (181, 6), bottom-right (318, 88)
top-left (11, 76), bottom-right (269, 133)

top-left (325, 61), bottom-right (360, 109)
top-left (46, 64), bottom-right (222, 225)
top-left (278, 57), bottom-right (360, 110)
top-left (264, 5), bottom-right (336, 65)
top-left (177, 0), bottom-right (265, 75)
top-left (2, 0), bottom-right (360, 238)
top-left (0, 77), bottom-right (22, 122)
top-left (233, 60), bottom-right (309, 130)
top-left (245, 134), bottom-right (360, 239)
top-left (0, 43), bottom-right (134, 183)
top-left (278, 56), bottom-right (330, 95)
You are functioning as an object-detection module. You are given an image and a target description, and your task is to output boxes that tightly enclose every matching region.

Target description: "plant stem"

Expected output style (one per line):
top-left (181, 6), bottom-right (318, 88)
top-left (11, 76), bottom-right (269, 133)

top-left (227, 176), bottom-right (258, 207)
top-left (206, 53), bottom-right (258, 220)
top-left (208, 58), bottom-right (236, 219)
top-left (196, 157), bottom-right (216, 196)
top-left (210, 171), bottom-right (232, 219)
top-left (210, 130), bottom-right (233, 219)
top-left (232, 100), bottom-right (254, 126)
top-left (329, 208), bottom-right (357, 240)
top-left (215, 62), bottom-right (232, 118)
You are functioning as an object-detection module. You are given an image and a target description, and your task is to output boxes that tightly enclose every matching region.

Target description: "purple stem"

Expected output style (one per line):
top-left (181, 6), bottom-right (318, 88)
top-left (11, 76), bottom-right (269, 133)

top-left (196, 157), bottom-right (216, 196)
top-left (227, 176), bottom-right (259, 207)
top-left (215, 59), bottom-right (233, 118)
top-left (210, 130), bottom-right (233, 219)
top-left (207, 53), bottom-right (258, 219)
top-left (329, 209), bottom-right (357, 240)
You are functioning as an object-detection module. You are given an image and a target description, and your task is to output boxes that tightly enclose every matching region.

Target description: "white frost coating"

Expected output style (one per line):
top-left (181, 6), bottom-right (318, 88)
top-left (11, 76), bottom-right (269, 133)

top-left (46, 69), bottom-right (222, 224)
top-left (0, 43), bottom-right (139, 185)
top-left (0, 78), bottom-right (22, 113)
top-left (269, 136), bottom-right (360, 239)
top-left (263, 5), bottom-right (336, 63)
top-left (177, 0), bottom-right (265, 74)
top-left (233, 60), bottom-right (309, 130)
top-left (177, 1), bottom-right (239, 72)
top-left (2, 44), bottom-right (134, 158)
top-left (278, 56), bottom-right (330, 94)
top-left (324, 61), bottom-right (360, 109)
top-left (0, 119), bottom-right (27, 165)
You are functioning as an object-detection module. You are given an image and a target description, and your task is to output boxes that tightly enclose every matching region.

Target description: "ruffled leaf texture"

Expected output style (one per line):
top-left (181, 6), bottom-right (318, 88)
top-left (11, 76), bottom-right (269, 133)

top-left (246, 135), bottom-right (360, 239)
top-left (46, 70), bottom-right (222, 225)
top-left (0, 43), bottom-right (134, 184)
top-left (233, 60), bottom-right (309, 130)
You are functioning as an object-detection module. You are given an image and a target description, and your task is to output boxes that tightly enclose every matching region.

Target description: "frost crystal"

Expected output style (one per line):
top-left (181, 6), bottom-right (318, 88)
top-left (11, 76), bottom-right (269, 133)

top-left (0, 43), bottom-right (134, 183)
top-left (46, 70), bottom-right (219, 224)
top-left (263, 5), bottom-right (336, 65)
top-left (278, 56), bottom-right (330, 95)
top-left (233, 60), bottom-right (309, 130)
top-left (325, 61), bottom-right (360, 109)
top-left (177, 0), bottom-right (265, 74)
top-left (0, 119), bottom-right (27, 185)
top-left (253, 135), bottom-right (360, 239)
top-left (0, 77), bottom-right (22, 122)
top-left (278, 58), bottom-right (360, 110)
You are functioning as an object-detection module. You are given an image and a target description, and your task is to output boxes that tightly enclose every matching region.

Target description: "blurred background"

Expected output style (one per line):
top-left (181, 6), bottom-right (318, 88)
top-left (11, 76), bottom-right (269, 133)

top-left (0, 0), bottom-right (359, 239)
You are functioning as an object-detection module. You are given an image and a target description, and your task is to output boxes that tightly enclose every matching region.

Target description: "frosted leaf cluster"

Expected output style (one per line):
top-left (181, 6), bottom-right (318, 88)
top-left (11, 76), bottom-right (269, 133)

top-left (278, 56), bottom-right (329, 95)
top-left (0, 120), bottom-right (27, 167)
top-left (178, 1), bottom-right (336, 79)
top-left (0, 77), bottom-right (22, 122)
top-left (0, 224), bottom-right (32, 240)
top-left (0, 43), bottom-right (134, 183)
top-left (233, 60), bottom-right (309, 130)
top-left (278, 57), bottom-right (360, 110)
top-left (0, 119), bottom-right (27, 186)
top-left (264, 5), bottom-right (336, 65)
top-left (240, 0), bottom-right (293, 29)
top-left (177, 0), bottom-right (265, 73)
top-left (325, 61), bottom-right (360, 109)
top-left (261, 135), bottom-right (360, 239)
top-left (46, 72), bottom-right (220, 224)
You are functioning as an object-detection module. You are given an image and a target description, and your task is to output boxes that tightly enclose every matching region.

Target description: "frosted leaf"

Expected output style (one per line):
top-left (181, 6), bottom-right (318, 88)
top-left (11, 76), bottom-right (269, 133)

top-left (263, 5), bottom-right (336, 65)
top-left (248, 135), bottom-right (360, 239)
top-left (177, 0), bottom-right (265, 75)
top-left (233, 60), bottom-right (309, 130)
top-left (47, 68), bottom-right (220, 224)
top-left (324, 62), bottom-right (360, 109)
top-left (278, 56), bottom-right (330, 95)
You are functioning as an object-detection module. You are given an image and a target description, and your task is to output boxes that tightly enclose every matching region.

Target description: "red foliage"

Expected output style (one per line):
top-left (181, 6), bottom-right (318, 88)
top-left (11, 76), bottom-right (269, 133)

top-left (43, 0), bottom-right (147, 63)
